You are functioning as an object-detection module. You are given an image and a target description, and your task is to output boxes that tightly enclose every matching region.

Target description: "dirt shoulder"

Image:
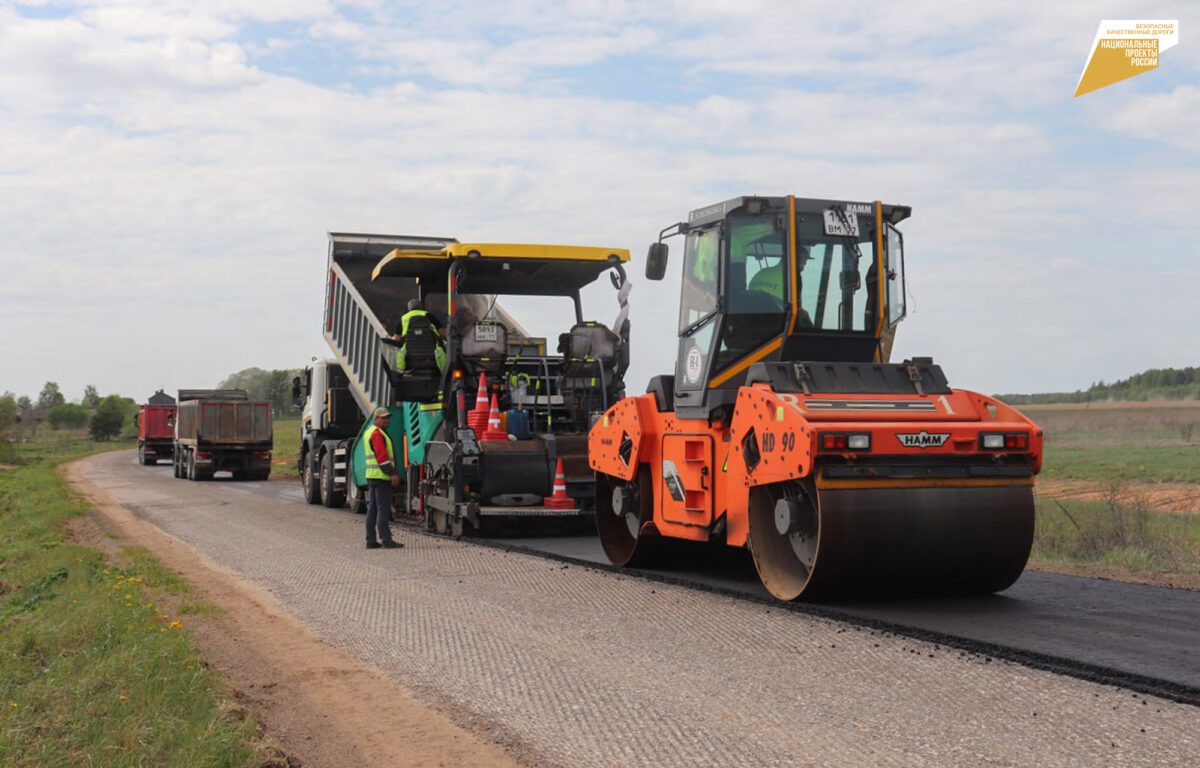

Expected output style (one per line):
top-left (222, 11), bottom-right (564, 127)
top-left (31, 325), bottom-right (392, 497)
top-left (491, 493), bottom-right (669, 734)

top-left (62, 460), bottom-right (525, 768)
top-left (1037, 477), bottom-right (1200, 515)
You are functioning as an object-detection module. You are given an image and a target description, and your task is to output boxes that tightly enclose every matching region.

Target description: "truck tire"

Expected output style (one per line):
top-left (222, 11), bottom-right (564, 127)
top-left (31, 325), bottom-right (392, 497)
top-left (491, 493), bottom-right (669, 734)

top-left (301, 449), bottom-right (320, 504)
top-left (186, 451), bottom-right (196, 481)
top-left (320, 451), bottom-right (346, 508)
top-left (347, 479), bottom-right (366, 515)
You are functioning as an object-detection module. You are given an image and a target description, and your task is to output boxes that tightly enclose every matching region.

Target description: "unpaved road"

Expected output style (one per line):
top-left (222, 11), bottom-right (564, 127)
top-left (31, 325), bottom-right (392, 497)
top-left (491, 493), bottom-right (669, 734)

top-left (68, 451), bottom-right (1200, 768)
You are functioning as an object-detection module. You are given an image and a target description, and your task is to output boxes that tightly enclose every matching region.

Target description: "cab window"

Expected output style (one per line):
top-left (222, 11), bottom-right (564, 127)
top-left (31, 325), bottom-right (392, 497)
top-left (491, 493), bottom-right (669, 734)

top-left (678, 228), bottom-right (720, 332)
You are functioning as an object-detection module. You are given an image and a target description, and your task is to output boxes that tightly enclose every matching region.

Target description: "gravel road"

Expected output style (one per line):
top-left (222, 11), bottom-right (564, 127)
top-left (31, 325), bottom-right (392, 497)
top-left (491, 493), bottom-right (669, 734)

top-left (74, 451), bottom-right (1200, 768)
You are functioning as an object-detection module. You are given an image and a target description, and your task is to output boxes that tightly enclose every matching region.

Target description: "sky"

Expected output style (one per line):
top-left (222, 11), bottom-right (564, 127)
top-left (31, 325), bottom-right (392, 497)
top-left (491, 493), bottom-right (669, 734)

top-left (2, 0), bottom-right (1198, 406)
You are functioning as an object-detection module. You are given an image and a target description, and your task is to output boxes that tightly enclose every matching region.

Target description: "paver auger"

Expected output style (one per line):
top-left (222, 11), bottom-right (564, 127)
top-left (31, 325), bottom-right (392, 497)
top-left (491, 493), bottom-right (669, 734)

top-left (589, 196), bottom-right (1043, 600)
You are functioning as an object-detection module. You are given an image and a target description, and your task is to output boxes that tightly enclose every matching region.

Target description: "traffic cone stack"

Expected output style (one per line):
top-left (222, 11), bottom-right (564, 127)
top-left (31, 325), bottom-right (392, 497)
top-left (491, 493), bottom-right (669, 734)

top-left (543, 458), bottom-right (574, 509)
top-left (467, 373), bottom-right (490, 433)
top-left (481, 394), bottom-right (508, 441)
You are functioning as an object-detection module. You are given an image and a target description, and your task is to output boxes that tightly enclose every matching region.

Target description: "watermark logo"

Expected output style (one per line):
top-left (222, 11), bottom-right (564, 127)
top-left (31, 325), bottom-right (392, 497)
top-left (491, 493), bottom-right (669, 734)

top-left (1075, 20), bottom-right (1179, 97)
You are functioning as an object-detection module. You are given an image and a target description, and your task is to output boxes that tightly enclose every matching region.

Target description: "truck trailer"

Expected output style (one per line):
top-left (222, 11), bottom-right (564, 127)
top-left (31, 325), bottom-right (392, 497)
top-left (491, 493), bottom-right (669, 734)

top-left (136, 390), bottom-right (176, 465)
top-left (172, 389), bottom-right (273, 481)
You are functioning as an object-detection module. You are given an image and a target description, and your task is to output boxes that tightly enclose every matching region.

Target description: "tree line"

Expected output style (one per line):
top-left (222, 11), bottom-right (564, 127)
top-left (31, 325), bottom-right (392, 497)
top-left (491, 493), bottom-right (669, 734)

top-left (0, 383), bottom-right (135, 460)
top-left (997, 366), bottom-right (1200, 405)
top-left (218, 367), bottom-right (303, 418)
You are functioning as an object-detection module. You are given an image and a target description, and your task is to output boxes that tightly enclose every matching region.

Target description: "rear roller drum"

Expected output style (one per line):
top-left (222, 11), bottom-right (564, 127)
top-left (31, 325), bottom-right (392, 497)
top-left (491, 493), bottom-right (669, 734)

top-left (595, 468), bottom-right (659, 567)
top-left (748, 481), bottom-right (821, 601)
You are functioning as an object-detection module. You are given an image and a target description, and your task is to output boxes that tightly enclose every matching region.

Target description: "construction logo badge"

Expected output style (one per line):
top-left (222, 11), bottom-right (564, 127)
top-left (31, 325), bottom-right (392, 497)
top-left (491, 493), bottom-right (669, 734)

top-left (1075, 20), bottom-right (1179, 97)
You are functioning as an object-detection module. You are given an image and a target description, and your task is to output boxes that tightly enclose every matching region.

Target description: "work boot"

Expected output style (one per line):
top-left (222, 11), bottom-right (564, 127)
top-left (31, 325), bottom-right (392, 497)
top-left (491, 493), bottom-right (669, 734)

top-left (381, 541), bottom-right (404, 549)
top-left (366, 541), bottom-right (382, 549)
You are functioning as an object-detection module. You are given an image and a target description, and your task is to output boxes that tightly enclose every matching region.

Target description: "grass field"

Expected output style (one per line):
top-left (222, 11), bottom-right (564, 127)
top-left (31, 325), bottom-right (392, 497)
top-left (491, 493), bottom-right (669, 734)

top-left (1024, 402), bottom-right (1200, 586)
top-left (1024, 402), bottom-right (1200, 483)
top-left (271, 418), bottom-right (299, 479)
top-left (0, 435), bottom-right (269, 767)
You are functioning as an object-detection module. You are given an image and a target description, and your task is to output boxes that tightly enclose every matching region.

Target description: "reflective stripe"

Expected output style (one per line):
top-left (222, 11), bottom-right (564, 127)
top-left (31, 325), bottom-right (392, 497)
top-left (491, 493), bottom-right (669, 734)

top-left (364, 425), bottom-right (395, 480)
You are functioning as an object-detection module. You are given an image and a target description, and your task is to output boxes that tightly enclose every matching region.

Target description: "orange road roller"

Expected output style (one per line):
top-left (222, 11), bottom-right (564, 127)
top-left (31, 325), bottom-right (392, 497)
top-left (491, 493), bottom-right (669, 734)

top-left (589, 195), bottom-right (1043, 600)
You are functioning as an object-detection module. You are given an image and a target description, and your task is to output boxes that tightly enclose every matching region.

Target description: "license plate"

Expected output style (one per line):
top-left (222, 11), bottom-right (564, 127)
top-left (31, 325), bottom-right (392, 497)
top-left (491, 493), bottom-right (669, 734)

top-left (823, 209), bottom-right (860, 237)
top-left (475, 324), bottom-right (499, 342)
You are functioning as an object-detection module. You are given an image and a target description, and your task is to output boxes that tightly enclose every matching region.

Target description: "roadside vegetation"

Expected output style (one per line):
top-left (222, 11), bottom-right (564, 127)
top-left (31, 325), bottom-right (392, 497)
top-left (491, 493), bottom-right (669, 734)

top-left (0, 436), bottom-right (272, 766)
top-left (1025, 402), bottom-right (1200, 587)
top-left (271, 418), bottom-right (300, 478)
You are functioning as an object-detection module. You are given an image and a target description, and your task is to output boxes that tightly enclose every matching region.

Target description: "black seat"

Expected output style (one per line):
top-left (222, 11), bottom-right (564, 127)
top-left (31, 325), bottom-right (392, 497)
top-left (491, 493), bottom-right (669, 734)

top-left (560, 322), bottom-right (624, 429)
top-left (402, 314), bottom-right (440, 374)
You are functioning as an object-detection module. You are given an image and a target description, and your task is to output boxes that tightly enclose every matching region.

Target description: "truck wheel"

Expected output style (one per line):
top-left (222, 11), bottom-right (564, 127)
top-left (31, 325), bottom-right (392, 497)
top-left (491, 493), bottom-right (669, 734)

top-left (186, 451), bottom-right (196, 481)
top-left (301, 449), bottom-right (320, 504)
top-left (320, 451), bottom-right (346, 508)
top-left (405, 464), bottom-right (421, 517)
top-left (347, 480), bottom-right (366, 514)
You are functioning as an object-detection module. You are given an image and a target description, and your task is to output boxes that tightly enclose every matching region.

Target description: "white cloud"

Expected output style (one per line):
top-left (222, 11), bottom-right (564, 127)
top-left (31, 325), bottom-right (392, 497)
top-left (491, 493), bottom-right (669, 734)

top-left (1, 1), bottom-right (1197, 403)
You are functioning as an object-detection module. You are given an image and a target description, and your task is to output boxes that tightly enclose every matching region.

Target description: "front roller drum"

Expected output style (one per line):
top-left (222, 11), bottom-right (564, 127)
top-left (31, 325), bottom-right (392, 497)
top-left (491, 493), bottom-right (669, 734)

top-left (748, 480), bottom-right (1035, 600)
top-left (595, 469), bottom-right (660, 568)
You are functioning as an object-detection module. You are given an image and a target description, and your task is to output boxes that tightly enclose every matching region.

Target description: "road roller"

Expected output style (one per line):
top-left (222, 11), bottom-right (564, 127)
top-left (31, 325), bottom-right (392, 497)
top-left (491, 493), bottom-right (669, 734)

top-left (589, 195), bottom-right (1043, 600)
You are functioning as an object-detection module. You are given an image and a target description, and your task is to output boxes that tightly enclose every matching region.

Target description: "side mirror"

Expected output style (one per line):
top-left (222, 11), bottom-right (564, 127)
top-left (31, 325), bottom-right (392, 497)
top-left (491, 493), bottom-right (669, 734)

top-left (291, 376), bottom-right (303, 406)
top-left (645, 242), bottom-right (669, 281)
top-left (839, 269), bottom-right (861, 291)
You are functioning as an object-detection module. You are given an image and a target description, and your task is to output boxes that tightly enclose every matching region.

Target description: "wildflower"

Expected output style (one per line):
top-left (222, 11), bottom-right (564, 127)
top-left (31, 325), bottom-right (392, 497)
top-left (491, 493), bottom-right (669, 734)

top-left (8, 702), bottom-right (16, 709)
top-left (125, 594), bottom-right (132, 600)
top-left (168, 620), bottom-right (183, 630)
top-left (119, 695), bottom-right (128, 702)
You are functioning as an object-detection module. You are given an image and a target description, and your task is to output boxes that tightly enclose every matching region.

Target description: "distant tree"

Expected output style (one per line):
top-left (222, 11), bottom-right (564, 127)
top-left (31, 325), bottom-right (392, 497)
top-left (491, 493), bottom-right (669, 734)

top-left (0, 394), bottom-right (16, 432)
top-left (89, 395), bottom-right (128, 441)
top-left (48, 403), bottom-right (90, 430)
top-left (16, 395), bottom-right (32, 414)
top-left (220, 367), bottom-right (302, 417)
top-left (37, 381), bottom-right (66, 410)
top-left (81, 385), bottom-right (101, 409)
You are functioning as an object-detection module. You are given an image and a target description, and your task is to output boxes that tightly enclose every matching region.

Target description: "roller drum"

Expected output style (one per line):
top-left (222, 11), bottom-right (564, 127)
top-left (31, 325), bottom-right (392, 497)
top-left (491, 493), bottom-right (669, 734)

top-left (749, 481), bottom-right (1035, 600)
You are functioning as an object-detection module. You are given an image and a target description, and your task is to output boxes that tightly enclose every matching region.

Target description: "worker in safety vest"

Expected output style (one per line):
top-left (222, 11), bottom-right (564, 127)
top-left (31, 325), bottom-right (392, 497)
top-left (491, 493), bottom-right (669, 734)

top-left (748, 245), bottom-right (813, 327)
top-left (393, 299), bottom-right (446, 371)
top-left (363, 407), bottom-right (403, 549)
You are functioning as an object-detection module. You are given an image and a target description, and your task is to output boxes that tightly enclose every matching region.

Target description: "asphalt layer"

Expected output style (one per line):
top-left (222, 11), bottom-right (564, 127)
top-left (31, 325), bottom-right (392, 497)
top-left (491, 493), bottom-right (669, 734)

top-left (74, 451), bottom-right (1200, 768)
top-left (492, 533), bottom-right (1200, 706)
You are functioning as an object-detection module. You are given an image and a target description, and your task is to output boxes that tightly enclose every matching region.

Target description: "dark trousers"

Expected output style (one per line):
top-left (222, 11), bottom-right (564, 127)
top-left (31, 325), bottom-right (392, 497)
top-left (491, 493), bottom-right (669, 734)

top-left (366, 479), bottom-right (396, 544)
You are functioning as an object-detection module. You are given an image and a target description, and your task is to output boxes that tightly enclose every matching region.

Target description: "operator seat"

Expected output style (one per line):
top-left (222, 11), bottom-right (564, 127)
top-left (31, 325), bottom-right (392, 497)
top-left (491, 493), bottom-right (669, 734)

top-left (560, 322), bottom-right (623, 429)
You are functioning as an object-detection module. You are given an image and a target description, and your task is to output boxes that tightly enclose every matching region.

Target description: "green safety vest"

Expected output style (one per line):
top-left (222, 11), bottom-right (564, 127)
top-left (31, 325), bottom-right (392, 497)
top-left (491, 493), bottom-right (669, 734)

top-left (397, 309), bottom-right (446, 371)
top-left (363, 424), bottom-right (395, 480)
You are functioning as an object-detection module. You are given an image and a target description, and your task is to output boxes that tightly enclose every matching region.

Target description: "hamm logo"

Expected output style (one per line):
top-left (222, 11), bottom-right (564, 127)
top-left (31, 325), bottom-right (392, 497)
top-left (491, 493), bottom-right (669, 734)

top-left (897, 431), bottom-right (950, 448)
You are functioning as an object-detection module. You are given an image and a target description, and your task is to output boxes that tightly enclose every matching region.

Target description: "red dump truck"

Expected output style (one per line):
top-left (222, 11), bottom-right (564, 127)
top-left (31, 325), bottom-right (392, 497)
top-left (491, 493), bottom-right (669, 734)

top-left (172, 389), bottom-right (273, 481)
top-left (137, 403), bottom-right (176, 465)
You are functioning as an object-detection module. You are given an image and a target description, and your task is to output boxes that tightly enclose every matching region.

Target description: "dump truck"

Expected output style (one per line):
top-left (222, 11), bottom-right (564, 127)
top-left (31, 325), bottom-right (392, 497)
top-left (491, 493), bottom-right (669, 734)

top-left (172, 389), bottom-right (273, 481)
top-left (136, 390), bottom-right (176, 465)
top-left (309, 232), bottom-right (631, 534)
top-left (297, 233), bottom-right (468, 513)
top-left (589, 195), bottom-right (1043, 600)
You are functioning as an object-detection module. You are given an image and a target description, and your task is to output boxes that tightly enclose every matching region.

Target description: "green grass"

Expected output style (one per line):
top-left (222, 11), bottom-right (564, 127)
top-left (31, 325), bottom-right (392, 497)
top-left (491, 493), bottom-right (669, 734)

top-left (0, 439), bottom-right (269, 767)
top-left (271, 418), bottom-right (299, 478)
top-left (1028, 404), bottom-right (1200, 483)
top-left (1031, 492), bottom-right (1200, 579)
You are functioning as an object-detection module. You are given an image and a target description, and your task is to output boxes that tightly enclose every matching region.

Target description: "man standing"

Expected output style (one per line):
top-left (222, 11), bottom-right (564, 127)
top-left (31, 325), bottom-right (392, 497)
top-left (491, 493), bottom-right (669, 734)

top-left (364, 407), bottom-right (403, 549)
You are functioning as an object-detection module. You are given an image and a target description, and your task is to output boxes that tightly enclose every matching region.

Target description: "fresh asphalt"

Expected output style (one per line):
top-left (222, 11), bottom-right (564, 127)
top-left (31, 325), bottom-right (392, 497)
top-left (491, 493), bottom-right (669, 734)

top-left (143, 457), bottom-right (1200, 706)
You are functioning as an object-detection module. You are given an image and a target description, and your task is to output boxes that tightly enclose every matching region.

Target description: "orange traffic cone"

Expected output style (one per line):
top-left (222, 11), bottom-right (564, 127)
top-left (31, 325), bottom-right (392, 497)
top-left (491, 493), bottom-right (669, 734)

top-left (543, 458), bottom-right (574, 509)
top-left (481, 394), bottom-right (508, 441)
top-left (467, 372), bottom-right (489, 433)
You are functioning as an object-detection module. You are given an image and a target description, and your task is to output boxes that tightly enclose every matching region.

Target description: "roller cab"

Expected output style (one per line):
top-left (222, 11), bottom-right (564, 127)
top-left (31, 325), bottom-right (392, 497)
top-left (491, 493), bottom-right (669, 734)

top-left (590, 196), bottom-right (1043, 600)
